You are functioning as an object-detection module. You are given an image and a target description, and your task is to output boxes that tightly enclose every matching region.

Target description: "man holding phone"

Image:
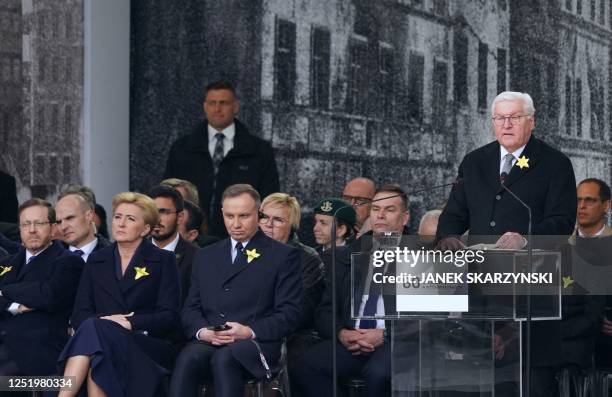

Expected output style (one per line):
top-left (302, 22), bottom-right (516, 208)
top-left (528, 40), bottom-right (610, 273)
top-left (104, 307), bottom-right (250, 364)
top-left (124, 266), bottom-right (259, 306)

top-left (170, 184), bottom-right (303, 397)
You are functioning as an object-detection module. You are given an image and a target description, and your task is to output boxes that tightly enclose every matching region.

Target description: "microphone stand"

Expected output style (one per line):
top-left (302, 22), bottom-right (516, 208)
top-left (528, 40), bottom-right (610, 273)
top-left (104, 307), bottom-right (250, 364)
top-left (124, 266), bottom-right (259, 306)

top-left (329, 179), bottom-right (460, 397)
top-left (499, 181), bottom-right (532, 397)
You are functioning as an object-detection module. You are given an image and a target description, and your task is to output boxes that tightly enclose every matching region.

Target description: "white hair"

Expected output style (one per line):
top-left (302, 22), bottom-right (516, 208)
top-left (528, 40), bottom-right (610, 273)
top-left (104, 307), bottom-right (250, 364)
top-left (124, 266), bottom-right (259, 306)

top-left (491, 91), bottom-right (535, 116)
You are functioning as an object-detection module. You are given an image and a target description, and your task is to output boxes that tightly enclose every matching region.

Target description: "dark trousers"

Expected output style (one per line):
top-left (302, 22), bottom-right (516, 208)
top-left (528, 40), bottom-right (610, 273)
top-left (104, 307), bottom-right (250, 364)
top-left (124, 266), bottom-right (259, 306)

top-left (169, 341), bottom-right (250, 397)
top-left (292, 339), bottom-right (391, 397)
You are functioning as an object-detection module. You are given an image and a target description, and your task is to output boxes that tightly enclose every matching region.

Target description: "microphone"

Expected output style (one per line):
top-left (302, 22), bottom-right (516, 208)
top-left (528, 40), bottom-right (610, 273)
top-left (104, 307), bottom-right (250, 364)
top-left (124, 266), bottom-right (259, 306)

top-left (498, 180), bottom-right (533, 397)
top-left (328, 178), bottom-right (461, 397)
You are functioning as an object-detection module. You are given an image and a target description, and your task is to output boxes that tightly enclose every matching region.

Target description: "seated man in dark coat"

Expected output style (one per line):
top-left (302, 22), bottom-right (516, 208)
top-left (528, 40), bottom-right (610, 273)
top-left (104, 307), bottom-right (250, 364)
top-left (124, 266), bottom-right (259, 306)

top-left (170, 184), bottom-right (302, 397)
top-left (0, 198), bottom-right (83, 375)
top-left (56, 186), bottom-right (110, 262)
top-left (293, 184), bottom-right (410, 397)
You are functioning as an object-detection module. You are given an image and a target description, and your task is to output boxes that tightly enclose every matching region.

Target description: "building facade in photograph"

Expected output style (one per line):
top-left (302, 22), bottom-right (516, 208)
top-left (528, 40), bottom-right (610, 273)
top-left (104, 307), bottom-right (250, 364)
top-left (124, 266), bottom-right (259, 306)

top-left (0, 0), bottom-right (84, 201)
top-left (510, 0), bottom-right (612, 184)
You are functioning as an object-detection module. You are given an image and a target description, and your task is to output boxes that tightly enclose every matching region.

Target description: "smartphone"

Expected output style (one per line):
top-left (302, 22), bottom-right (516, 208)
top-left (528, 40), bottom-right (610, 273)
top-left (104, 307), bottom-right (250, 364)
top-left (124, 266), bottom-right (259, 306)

top-left (207, 324), bottom-right (232, 331)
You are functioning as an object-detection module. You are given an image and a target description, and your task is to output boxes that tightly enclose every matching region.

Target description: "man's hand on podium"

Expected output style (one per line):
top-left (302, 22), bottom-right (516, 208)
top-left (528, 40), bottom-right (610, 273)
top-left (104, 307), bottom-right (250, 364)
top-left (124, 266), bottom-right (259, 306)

top-left (438, 236), bottom-right (466, 251)
top-left (495, 232), bottom-right (525, 250)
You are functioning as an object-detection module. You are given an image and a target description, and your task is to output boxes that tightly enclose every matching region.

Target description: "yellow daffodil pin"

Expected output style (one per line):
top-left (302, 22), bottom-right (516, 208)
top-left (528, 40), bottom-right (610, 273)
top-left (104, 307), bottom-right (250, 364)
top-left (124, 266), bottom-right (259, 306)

top-left (0, 266), bottom-right (12, 276)
top-left (246, 249), bottom-right (261, 264)
top-left (516, 156), bottom-right (529, 170)
top-left (134, 266), bottom-right (150, 280)
top-left (562, 276), bottom-right (574, 288)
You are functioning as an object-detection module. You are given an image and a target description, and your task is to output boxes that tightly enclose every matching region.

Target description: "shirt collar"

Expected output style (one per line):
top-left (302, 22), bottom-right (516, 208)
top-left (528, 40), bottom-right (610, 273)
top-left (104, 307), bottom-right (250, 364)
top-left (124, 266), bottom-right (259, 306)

top-left (69, 237), bottom-right (98, 256)
top-left (500, 143), bottom-right (527, 160)
top-left (25, 243), bottom-right (51, 263)
top-left (208, 123), bottom-right (236, 143)
top-left (231, 237), bottom-right (250, 251)
top-left (152, 233), bottom-right (180, 252)
top-left (578, 224), bottom-right (606, 238)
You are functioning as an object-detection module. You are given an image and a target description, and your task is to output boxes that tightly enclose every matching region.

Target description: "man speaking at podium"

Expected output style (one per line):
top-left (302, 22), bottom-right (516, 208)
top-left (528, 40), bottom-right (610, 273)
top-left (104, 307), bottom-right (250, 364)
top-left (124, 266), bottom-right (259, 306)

top-left (436, 91), bottom-right (577, 397)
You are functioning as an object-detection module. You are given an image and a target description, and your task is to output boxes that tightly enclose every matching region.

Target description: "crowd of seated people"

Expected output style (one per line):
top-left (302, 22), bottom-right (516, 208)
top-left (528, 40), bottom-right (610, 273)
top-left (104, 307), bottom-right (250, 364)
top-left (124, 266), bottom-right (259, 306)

top-left (0, 175), bottom-right (608, 397)
top-left (0, 85), bottom-right (609, 396)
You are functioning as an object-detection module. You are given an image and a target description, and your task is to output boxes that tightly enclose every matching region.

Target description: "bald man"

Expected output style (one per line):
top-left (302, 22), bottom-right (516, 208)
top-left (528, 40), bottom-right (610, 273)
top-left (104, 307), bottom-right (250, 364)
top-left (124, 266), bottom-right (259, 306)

top-left (55, 188), bottom-right (109, 262)
top-left (341, 177), bottom-right (376, 232)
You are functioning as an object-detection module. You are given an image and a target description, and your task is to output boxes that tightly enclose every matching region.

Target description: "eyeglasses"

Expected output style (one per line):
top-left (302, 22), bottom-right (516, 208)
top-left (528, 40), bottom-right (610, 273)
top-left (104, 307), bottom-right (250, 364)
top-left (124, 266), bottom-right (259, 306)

top-left (258, 211), bottom-right (288, 227)
top-left (341, 195), bottom-right (372, 206)
top-left (19, 221), bottom-right (52, 229)
top-left (577, 197), bottom-right (602, 206)
top-left (492, 114), bottom-right (531, 126)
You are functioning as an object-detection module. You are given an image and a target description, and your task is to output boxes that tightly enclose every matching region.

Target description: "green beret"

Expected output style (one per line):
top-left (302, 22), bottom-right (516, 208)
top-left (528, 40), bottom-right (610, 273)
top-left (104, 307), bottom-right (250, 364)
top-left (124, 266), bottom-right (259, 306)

top-left (314, 197), bottom-right (356, 227)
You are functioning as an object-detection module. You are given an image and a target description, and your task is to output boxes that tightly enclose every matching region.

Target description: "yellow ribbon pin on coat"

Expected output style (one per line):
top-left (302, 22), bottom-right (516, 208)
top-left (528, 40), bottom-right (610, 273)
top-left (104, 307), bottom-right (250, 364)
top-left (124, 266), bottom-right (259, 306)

top-left (134, 266), bottom-right (149, 280)
top-left (516, 155), bottom-right (529, 169)
top-left (246, 249), bottom-right (261, 263)
top-left (0, 266), bottom-right (12, 276)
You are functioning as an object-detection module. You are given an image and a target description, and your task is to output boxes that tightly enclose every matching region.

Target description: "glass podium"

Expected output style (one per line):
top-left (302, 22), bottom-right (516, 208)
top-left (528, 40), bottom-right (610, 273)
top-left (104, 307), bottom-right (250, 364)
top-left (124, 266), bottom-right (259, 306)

top-left (351, 244), bottom-right (562, 396)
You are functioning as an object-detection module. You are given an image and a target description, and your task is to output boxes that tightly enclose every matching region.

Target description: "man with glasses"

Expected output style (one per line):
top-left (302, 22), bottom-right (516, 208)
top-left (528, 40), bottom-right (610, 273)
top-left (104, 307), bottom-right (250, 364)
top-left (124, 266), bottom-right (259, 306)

top-left (438, 91), bottom-right (576, 247)
top-left (572, 178), bottom-right (611, 240)
top-left (0, 198), bottom-right (83, 376)
top-left (341, 177), bottom-right (376, 235)
top-left (148, 185), bottom-right (198, 306)
top-left (567, 179), bottom-right (612, 368)
top-left (437, 91), bottom-right (577, 397)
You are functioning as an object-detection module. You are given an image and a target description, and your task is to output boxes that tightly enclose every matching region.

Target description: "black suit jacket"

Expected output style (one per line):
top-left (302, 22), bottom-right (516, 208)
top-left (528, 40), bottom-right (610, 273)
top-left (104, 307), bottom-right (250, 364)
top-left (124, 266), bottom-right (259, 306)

top-left (71, 240), bottom-right (181, 339)
top-left (182, 230), bottom-right (302, 377)
top-left (164, 119), bottom-right (280, 237)
top-left (315, 237), bottom-right (396, 340)
top-left (0, 171), bottom-right (18, 224)
top-left (437, 135), bottom-right (577, 368)
top-left (62, 234), bottom-right (111, 255)
top-left (0, 241), bottom-right (84, 375)
top-left (173, 236), bottom-right (198, 306)
top-left (437, 135), bottom-right (577, 240)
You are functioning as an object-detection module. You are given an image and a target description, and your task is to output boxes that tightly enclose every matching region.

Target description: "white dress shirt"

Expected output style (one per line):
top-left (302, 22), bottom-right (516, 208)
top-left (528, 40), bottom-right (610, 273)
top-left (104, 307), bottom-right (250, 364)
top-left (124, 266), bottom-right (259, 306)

top-left (499, 144), bottom-right (527, 175)
top-left (208, 123), bottom-right (236, 159)
top-left (69, 237), bottom-right (98, 262)
top-left (152, 233), bottom-right (180, 252)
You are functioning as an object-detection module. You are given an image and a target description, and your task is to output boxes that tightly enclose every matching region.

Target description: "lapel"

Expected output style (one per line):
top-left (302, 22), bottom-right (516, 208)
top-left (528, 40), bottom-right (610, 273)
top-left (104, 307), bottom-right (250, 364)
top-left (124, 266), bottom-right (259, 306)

top-left (17, 241), bottom-right (61, 280)
top-left (496, 135), bottom-right (541, 194)
top-left (483, 141), bottom-right (503, 193)
top-left (118, 239), bottom-right (159, 295)
top-left (90, 243), bottom-right (129, 309)
top-left (0, 249), bottom-right (25, 285)
top-left (174, 236), bottom-right (189, 269)
top-left (185, 122), bottom-right (214, 172)
top-left (222, 230), bottom-right (267, 284)
top-left (223, 119), bottom-right (256, 161)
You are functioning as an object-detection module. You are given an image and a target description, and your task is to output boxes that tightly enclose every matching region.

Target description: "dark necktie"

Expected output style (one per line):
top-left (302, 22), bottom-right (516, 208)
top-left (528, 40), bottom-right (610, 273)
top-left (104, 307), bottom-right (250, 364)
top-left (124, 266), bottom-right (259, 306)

top-left (212, 132), bottom-right (225, 175)
top-left (359, 278), bottom-right (381, 329)
top-left (234, 242), bottom-right (244, 264)
top-left (73, 249), bottom-right (85, 258)
top-left (500, 153), bottom-right (514, 183)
